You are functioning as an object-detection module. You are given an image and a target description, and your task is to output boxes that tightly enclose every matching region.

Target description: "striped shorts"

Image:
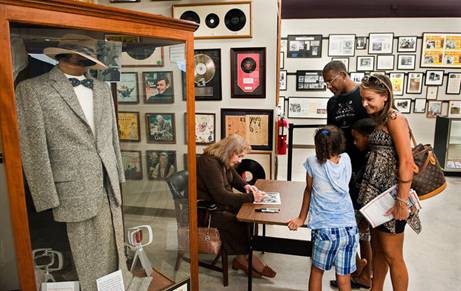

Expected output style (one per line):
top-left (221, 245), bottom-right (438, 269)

top-left (311, 226), bottom-right (359, 275)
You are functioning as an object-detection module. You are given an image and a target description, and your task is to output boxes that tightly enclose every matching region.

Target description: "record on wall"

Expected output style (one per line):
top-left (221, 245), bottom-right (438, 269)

top-left (224, 8), bottom-right (246, 32)
top-left (230, 47), bottom-right (266, 98)
top-left (205, 13), bottom-right (220, 29)
top-left (236, 159), bottom-right (266, 185)
top-left (180, 10), bottom-right (200, 24)
top-left (194, 49), bottom-right (222, 101)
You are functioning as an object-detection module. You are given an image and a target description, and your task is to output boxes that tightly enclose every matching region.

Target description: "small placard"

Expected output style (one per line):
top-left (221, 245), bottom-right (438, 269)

top-left (41, 281), bottom-right (79, 291)
top-left (96, 270), bottom-right (125, 291)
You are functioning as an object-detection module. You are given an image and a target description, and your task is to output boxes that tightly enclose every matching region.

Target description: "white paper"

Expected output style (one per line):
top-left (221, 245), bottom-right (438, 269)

top-left (96, 270), bottom-right (125, 291)
top-left (359, 185), bottom-right (421, 228)
top-left (41, 281), bottom-right (79, 291)
top-left (254, 192), bottom-right (281, 205)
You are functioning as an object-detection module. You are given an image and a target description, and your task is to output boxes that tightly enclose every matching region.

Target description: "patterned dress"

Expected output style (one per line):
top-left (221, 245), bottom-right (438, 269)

top-left (358, 127), bottom-right (421, 234)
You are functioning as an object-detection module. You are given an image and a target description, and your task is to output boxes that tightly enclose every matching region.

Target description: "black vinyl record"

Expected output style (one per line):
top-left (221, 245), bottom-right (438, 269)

top-left (180, 10), bottom-right (200, 24)
top-left (205, 13), bottom-right (220, 29)
top-left (224, 8), bottom-right (246, 32)
top-left (236, 159), bottom-right (266, 185)
top-left (241, 57), bottom-right (256, 73)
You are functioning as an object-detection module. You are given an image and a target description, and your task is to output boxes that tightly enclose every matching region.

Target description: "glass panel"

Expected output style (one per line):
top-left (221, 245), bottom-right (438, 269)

top-left (10, 22), bottom-right (190, 290)
top-left (447, 120), bottom-right (461, 168)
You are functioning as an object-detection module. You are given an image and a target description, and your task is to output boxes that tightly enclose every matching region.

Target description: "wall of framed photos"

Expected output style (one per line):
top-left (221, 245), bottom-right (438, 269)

top-left (281, 18), bottom-right (461, 148)
top-left (101, 0), bottom-right (280, 180)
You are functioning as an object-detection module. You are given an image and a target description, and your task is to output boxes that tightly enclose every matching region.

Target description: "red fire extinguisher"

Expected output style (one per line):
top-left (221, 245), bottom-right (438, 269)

top-left (277, 117), bottom-right (288, 155)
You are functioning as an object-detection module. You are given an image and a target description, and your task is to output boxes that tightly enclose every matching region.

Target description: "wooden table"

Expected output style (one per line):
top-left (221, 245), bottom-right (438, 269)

top-left (237, 180), bottom-right (312, 291)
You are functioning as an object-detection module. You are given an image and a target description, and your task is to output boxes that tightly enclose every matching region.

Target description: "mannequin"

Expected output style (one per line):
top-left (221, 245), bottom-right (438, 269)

top-left (15, 34), bottom-right (131, 291)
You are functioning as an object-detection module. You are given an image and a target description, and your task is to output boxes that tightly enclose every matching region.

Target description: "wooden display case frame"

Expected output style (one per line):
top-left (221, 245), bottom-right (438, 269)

top-left (0, 1), bottom-right (199, 290)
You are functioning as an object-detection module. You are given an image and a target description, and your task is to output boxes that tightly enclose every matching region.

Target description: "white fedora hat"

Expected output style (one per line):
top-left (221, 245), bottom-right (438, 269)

top-left (43, 34), bottom-right (107, 70)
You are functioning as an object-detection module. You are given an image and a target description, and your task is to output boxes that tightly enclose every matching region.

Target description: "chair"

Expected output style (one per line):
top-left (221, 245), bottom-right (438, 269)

top-left (166, 170), bottom-right (229, 286)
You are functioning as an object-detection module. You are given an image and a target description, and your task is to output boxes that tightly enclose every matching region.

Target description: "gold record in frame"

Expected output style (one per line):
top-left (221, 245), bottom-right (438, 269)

top-left (194, 54), bottom-right (216, 84)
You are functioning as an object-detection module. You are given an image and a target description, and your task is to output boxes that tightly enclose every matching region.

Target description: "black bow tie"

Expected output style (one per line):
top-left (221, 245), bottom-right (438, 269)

top-left (68, 78), bottom-right (94, 89)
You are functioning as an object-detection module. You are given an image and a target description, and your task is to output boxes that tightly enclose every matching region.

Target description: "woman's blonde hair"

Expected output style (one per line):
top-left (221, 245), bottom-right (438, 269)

top-left (203, 134), bottom-right (251, 168)
top-left (360, 74), bottom-right (396, 126)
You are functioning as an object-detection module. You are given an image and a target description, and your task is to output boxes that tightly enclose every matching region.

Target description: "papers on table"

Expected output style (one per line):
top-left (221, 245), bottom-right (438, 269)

top-left (253, 192), bottom-right (281, 205)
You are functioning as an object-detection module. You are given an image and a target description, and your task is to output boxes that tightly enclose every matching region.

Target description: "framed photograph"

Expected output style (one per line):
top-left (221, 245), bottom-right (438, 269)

top-left (389, 72), bottom-right (405, 96)
top-left (446, 72), bottom-right (461, 95)
top-left (425, 70), bottom-right (444, 86)
top-left (426, 86), bottom-right (439, 100)
top-left (414, 99), bottom-right (427, 113)
top-left (331, 58), bottom-right (349, 71)
top-left (356, 36), bottom-right (367, 50)
top-left (194, 49), bottom-right (221, 101)
top-left (244, 152), bottom-right (273, 179)
top-left (121, 46), bottom-right (163, 67)
top-left (421, 33), bottom-right (461, 68)
top-left (426, 101), bottom-right (442, 118)
top-left (187, 113), bottom-right (216, 145)
top-left (350, 72), bottom-right (365, 84)
top-left (117, 72), bottom-right (139, 104)
top-left (357, 56), bottom-right (374, 71)
top-left (395, 98), bottom-right (412, 113)
top-left (397, 36), bottom-right (417, 52)
top-left (441, 101), bottom-right (449, 116)
top-left (145, 113), bottom-right (176, 144)
top-left (221, 109), bottom-right (274, 150)
top-left (288, 97), bottom-right (328, 119)
top-left (406, 72), bottom-right (423, 94)
top-left (143, 71), bottom-right (174, 104)
top-left (277, 96), bottom-right (285, 116)
top-left (287, 34), bottom-right (322, 58)
top-left (368, 33), bottom-right (394, 54)
top-left (296, 70), bottom-right (325, 91)
top-left (328, 34), bottom-right (355, 56)
top-left (280, 70), bottom-right (287, 91)
top-left (146, 150), bottom-right (177, 180)
top-left (280, 51), bottom-right (285, 69)
top-left (397, 54), bottom-right (416, 70)
top-left (376, 55), bottom-right (394, 70)
top-left (117, 111), bottom-right (140, 142)
top-left (121, 151), bottom-right (143, 180)
top-left (448, 101), bottom-right (461, 117)
top-left (230, 47), bottom-right (266, 98)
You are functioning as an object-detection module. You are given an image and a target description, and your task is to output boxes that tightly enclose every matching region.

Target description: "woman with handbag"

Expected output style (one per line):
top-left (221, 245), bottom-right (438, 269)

top-left (358, 74), bottom-right (421, 291)
top-left (196, 134), bottom-right (277, 278)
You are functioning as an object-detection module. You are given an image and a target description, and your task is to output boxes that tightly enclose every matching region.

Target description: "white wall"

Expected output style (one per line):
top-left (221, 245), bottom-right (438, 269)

top-left (282, 18), bottom-right (461, 146)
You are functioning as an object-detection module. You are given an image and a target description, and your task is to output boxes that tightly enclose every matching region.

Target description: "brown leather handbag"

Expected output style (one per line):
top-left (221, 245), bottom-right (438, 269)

top-left (177, 217), bottom-right (222, 255)
top-left (410, 131), bottom-right (447, 200)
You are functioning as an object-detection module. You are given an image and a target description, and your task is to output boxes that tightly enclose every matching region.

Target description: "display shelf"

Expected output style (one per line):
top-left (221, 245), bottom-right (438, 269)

top-left (434, 116), bottom-right (461, 175)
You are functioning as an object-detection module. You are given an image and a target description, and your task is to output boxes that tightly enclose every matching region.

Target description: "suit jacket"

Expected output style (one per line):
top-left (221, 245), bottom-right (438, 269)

top-left (15, 66), bottom-right (125, 222)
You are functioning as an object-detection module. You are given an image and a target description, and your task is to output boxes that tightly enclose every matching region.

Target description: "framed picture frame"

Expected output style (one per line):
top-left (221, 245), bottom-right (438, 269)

top-left (331, 57), bottom-right (349, 71)
top-left (244, 151), bottom-right (273, 179)
top-left (221, 108), bottom-right (273, 150)
top-left (146, 150), bottom-right (177, 180)
top-left (230, 47), bottom-right (266, 98)
top-left (281, 39), bottom-right (287, 53)
top-left (426, 101), bottom-right (443, 118)
top-left (421, 33), bottom-right (461, 68)
top-left (425, 70), bottom-right (444, 86)
top-left (277, 96), bottom-right (285, 116)
top-left (296, 70), bottom-right (325, 91)
top-left (376, 55), bottom-right (394, 70)
top-left (356, 36), bottom-right (367, 50)
top-left (397, 36), bottom-right (417, 52)
top-left (117, 111), bottom-right (140, 142)
top-left (287, 97), bottom-right (328, 119)
top-left (414, 99), bottom-right (427, 113)
top-left (357, 56), bottom-right (375, 71)
top-left (121, 46), bottom-right (164, 67)
top-left (395, 98), bottom-right (412, 113)
top-left (448, 101), bottom-right (461, 117)
top-left (397, 54), bottom-right (416, 70)
top-left (441, 101), bottom-right (449, 117)
top-left (187, 112), bottom-right (216, 145)
top-left (145, 113), bottom-right (176, 144)
top-left (280, 51), bottom-right (285, 69)
top-left (121, 150), bottom-right (143, 180)
top-left (368, 33), bottom-right (394, 54)
top-left (194, 48), bottom-right (222, 101)
top-left (143, 71), bottom-right (174, 104)
top-left (287, 34), bottom-right (322, 58)
top-left (427, 86), bottom-right (439, 100)
top-left (350, 72), bottom-right (365, 84)
top-left (328, 34), bottom-right (355, 57)
top-left (446, 72), bottom-right (461, 95)
top-left (389, 72), bottom-right (405, 96)
top-left (406, 72), bottom-right (423, 94)
top-left (117, 72), bottom-right (139, 104)
top-left (280, 70), bottom-right (287, 91)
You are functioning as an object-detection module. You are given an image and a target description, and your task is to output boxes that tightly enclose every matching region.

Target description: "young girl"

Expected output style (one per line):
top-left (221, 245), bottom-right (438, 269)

top-left (288, 125), bottom-right (359, 291)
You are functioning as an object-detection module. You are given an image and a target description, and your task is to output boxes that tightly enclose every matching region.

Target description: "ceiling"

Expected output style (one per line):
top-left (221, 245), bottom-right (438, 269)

top-left (281, 0), bottom-right (461, 18)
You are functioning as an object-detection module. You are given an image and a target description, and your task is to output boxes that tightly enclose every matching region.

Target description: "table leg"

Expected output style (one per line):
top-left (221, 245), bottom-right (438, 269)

top-left (248, 222), bottom-right (255, 291)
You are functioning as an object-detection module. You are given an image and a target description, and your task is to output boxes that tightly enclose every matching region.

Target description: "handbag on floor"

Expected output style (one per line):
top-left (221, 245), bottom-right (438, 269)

top-left (178, 216), bottom-right (221, 255)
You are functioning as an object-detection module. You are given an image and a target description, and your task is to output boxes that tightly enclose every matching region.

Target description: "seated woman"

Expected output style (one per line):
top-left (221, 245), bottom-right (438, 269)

top-left (196, 134), bottom-right (276, 278)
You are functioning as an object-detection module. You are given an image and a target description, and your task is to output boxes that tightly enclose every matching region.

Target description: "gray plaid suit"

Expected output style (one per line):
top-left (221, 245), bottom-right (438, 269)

top-left (15, 66), bottom-right (130, 290)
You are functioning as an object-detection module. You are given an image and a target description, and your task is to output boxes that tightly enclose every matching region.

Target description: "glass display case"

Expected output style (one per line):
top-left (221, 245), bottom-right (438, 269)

top-left (0, 1), bottom-right (199, 290)
top-left (434, 116), bottom-right (461, 174)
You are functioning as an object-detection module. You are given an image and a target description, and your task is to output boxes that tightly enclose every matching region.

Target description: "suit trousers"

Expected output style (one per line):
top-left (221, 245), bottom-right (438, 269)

top-left (66, 180), bottom-right (131, 291)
